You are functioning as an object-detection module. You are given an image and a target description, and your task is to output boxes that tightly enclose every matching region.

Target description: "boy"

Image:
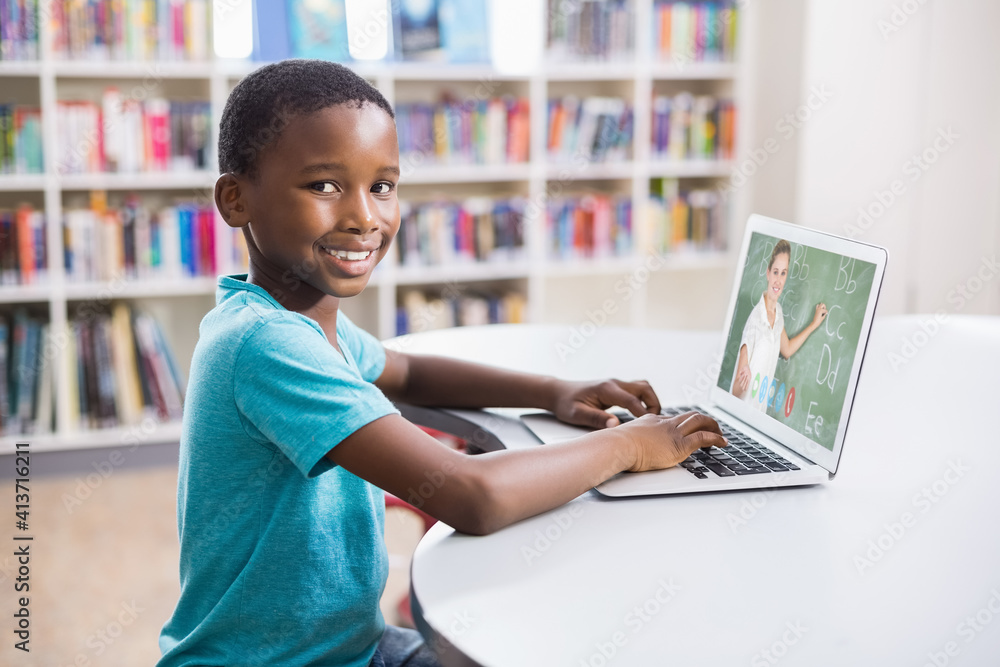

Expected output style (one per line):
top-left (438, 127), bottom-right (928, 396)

top-left (158, 59), bottom-right (726, 666)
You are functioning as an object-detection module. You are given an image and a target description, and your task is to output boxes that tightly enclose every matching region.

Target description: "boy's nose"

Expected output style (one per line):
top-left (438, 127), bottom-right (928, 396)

top-left (340, 191), bottom-right (377, 233)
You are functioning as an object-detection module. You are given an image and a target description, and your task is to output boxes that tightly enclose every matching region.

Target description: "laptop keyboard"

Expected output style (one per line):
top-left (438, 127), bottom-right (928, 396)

top-left (613, 406), bottom-right (800, 479)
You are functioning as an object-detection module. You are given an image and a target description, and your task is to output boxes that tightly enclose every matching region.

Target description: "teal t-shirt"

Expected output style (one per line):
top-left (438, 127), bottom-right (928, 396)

top-left (158, 275), bottom-right (399, 667)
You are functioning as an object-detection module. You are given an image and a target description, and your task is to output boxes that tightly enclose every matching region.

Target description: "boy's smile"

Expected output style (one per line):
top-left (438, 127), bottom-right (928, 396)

top-left (230, 103), bottom-right (400, 311)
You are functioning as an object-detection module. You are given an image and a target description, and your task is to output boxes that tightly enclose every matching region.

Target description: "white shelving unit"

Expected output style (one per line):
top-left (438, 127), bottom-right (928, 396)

top-left (0, 0), bottom-right (749, 453)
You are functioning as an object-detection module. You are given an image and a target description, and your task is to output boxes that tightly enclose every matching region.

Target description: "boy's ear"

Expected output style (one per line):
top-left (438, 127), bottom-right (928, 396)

top-left (215, 173), bottom-right (251, 228)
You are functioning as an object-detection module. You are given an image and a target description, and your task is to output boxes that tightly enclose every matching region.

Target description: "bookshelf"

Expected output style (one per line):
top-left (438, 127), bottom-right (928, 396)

top-left (0, 0), bottom-right (749, 453)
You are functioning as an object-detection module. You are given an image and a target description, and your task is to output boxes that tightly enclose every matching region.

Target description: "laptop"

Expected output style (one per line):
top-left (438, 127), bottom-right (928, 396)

top-left (521, 214), bottom-right (888, 497)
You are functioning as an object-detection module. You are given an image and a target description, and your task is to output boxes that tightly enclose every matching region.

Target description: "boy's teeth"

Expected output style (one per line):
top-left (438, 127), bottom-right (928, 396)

top-left (326, 248), bottom-right (371, 260)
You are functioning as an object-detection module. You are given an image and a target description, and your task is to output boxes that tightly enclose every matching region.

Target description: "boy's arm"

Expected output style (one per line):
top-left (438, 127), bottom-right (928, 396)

top-left (376, 349), bottom-right (661, 428)
top-left (327, 410), bottom-right (725, 536)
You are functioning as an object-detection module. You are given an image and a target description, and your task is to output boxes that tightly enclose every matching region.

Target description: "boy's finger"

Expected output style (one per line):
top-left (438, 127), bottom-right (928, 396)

top-left (619, 380), bottom-right (661, 414)
top-left (676, 412), bottom-right (723, 436)
top-left (598, 382), bottom-right (649, 418)
top-left (568, 404), bottom-right (619, 429)
top-left (683, 431), bottom-right (728, 452)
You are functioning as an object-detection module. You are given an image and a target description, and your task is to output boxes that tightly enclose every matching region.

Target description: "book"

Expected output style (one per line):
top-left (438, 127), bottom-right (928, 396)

top-left (651, 92), bottom-right (735, 160)
top-left (548, 193), bottom-right (632, 260)
top-left (287, 0), bottom-right (351, 61)
top-left (0, 0), bottom-right (39, 60)
top-left (252, 0), bottom-right (292, 61)
top-left (62, 306), bottom-right (184, 429)
top-left (548, 96), bottom-right (633, 164)
top-left (63, 198), bottom-right (223, 282)
top-left (33, 323), bottom-right (52, 434)
top-left (133, 312), bottom-right (183, 421)
top-left (396, 95), bottom-right (530, 166)
top-left (0, 106), bottom-right (43, 174)
top-left (7, 310), bottom-right (43, 434)
top-left (396, 288), bottom-right (525, 335)
top-left (654, 1), bottom-right (738, 64)
top-left (396, 197), bottom-right (526, 267)
top-left (49, 0), bottom-right (211, 61)
top-left (439, 0), bottom-right (489, 63)
top-left (0, 205), bottom-right (46, 285)
top-left (547, 0), bottom-right (634, 62)
top-left (0, 319), bottom-right (7, 433)
top-left (393, 0), bottom-right (442, 60)
top-left (647, 177), bottom-right (727, 252)
top-left (92, 315), bottom-right (119, 428)
top-left (56, 96), bottom-right (210, 175)
top-left (110, 302), bottom-right (144, 426)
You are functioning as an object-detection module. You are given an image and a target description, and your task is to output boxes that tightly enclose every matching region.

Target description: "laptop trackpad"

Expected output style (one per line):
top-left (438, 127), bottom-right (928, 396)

top-left (520, 412), bottom-right (592, 444)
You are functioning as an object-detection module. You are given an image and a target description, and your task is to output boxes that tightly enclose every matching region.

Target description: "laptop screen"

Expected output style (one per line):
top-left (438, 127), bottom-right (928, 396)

top-left (713, 221), bottom-right (884, 471)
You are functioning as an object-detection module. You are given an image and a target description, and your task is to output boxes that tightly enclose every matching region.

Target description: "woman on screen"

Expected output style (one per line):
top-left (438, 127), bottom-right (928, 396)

top-left (732, 239), bottom-right (828, 412)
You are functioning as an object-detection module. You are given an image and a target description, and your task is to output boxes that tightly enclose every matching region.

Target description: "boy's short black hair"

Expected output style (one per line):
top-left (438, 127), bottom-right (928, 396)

top-left (218, 59), bottom-right (395, 177)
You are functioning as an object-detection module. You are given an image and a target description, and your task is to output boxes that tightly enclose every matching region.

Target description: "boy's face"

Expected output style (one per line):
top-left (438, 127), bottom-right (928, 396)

top-left (241, 103), bottom-right (400, 301)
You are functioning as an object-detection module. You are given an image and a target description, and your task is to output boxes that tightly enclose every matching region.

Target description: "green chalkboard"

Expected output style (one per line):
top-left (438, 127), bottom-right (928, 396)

top-left (717, 232), bottom-right (876, 450)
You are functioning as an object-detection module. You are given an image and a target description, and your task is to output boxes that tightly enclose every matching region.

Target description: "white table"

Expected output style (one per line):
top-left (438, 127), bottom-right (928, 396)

top-left (393, 316), bottom-right (1000, 666)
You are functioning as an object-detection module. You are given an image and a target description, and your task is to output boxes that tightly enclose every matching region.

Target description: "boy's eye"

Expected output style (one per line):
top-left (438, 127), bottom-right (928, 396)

top-left (371, 182), bottom-right (394, 195)
top-left (312, 182), bottom-right (336, 193)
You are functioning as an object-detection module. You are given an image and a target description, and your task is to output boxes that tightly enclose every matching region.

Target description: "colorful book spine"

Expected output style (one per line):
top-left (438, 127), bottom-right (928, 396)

top-left (547, 0), bottom-right (634, 62)
top-left (396, 197), bottom-right (526, 267)
top-left (396, 96), bottom-right (530, 165)
top-left (548, 96), bottom-right (633, 163)
top-left (1, 310), bottom-right (52, 436)
top-left (651, 92), bottom-right (735, 160)
top-left (396, 288), bottom-right (526, 335)
top-left (56, 95), bottom-right (210, 174)
top-left (547, 193), bottom-right (632, 260)
top-left (647, 177), bottom-right (727, 252)
top-left (0, 105), bottom-right (43, 174)
top-left (49, 0), bottom-right (209, 61)
top-left (0, 204), bottom-right (47, 285)
top-left (0, 0), bottom-right (39, 60)
top-left (63, 304), bottom-right (185, 430)
top-left (654, 0), bottom-right (738, 63)
top-left (62, 197), bottom-right (221, 281)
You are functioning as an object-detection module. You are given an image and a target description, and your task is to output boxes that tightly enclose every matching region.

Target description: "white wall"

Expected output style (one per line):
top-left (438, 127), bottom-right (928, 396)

top-left (792, 0), bottom-right (1000, 316)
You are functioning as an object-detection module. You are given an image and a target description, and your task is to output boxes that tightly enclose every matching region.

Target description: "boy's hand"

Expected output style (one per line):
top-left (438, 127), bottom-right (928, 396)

top-left (620, 411), bottom-right (727, 472)
top-left (551, 379), bottom-right (661, 429)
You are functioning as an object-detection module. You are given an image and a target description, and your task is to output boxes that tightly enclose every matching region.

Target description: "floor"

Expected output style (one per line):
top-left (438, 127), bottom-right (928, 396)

top-left (0, 452), bottom-right (426, 667)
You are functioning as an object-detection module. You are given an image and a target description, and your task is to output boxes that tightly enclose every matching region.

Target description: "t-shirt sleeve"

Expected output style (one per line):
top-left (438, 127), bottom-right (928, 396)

top-left (233, 317), bottom-right (399, 479)
top-left (336, 312), bottom-right (387, 384)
